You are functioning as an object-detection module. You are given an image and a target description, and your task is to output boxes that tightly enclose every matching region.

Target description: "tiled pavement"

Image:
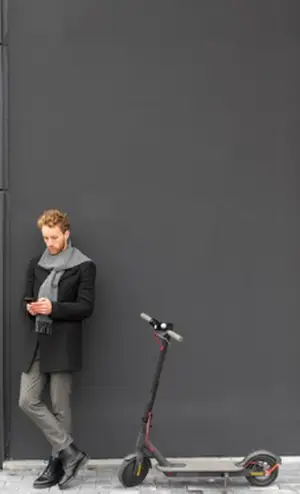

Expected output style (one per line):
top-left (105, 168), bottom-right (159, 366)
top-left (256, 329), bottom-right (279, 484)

top-left (0, 459), bottom-right (300, 494)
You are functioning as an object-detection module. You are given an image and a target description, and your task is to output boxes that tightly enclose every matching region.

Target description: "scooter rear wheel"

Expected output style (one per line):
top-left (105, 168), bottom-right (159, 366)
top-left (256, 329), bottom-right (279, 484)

top-left (118, 456), bottom-right (151, 487)
top-left (245, 453), bottom-right (279, 487)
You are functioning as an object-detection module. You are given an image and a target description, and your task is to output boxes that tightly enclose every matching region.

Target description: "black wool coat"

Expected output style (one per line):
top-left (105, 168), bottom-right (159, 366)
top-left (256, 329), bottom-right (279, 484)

top-left (22, 255), bottom-right (96, 373)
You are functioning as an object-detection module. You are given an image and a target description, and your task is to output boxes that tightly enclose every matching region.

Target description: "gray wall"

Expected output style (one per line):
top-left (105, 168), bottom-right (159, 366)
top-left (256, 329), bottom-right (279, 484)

top-left (0, 0), bottom-right (8, 465)
top-left (6, 0), bottom-right (300, 459)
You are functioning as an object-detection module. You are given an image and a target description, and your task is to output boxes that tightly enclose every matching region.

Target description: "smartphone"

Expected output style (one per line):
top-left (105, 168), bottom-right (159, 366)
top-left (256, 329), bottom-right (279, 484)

top-left (24, 296), bottom-right (35, 303)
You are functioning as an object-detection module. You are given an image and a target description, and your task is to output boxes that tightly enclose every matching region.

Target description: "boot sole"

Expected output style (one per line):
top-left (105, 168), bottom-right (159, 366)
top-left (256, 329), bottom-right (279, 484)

top-left (58, 454), bottom-right (89, 490)
top-left (33, 482), bottom-right (60, 489)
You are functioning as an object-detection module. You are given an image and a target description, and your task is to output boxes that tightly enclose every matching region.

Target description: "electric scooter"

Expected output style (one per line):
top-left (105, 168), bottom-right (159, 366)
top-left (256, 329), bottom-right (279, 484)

top-left (118, 313), bottom-right (281, 489)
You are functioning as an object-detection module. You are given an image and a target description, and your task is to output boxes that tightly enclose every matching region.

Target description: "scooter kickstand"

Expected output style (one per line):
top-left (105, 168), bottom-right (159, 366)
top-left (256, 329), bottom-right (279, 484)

top-left (223, 472), bottom-right (229, 493)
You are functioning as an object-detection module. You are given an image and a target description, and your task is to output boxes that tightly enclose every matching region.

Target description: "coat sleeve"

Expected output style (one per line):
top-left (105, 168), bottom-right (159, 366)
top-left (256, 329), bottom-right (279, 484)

top-left (51, 261), bottom-right (97, 322)
top-left (22, 257), bottom-right (37, 318)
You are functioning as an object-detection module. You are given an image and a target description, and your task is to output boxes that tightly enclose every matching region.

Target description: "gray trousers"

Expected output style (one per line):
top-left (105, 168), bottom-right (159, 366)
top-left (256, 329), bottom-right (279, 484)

top-left (19, 359), bottom-right (73, 454)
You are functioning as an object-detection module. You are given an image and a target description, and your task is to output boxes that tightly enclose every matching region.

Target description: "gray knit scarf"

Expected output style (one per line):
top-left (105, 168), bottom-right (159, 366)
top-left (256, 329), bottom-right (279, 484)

top-left (35, 240), bottom-right (91, 335)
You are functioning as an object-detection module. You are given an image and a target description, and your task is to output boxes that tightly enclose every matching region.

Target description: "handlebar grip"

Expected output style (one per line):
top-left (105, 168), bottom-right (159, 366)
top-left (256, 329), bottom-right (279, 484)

top-left (167, 329), bottom-right (183, 342)
top-left (140, 312), bottom-right (152, 323)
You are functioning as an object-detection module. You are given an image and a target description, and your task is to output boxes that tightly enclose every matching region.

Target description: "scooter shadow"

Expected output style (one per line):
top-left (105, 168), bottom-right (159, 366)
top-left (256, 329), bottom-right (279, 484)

top-left (111, 474), bottom-right (251, 493)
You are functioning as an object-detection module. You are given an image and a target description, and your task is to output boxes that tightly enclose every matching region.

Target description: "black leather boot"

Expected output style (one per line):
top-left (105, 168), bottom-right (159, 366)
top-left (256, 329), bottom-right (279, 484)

top-left (58, 443), bottom-right (88, 489)
top-left (33, 456), bottom-right (64, 489)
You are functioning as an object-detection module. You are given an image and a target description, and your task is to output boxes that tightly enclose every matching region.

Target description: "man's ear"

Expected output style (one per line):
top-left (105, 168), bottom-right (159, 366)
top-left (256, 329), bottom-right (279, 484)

top-left (65, 230), bottom-right (70, 240)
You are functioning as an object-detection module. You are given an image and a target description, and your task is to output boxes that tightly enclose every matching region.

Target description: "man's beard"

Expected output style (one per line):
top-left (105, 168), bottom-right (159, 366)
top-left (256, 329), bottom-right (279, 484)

top-left (48, 242), bottom-right (66, 255)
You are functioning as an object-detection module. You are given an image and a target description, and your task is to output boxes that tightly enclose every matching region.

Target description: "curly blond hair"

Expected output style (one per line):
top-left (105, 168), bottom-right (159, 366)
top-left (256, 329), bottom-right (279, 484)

top-left (37, 209), bottom-right (70, 233)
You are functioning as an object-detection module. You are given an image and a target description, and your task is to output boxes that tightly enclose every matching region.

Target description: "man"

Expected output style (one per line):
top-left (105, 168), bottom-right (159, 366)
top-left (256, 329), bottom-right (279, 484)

top-left (19, 209), bottom-right (96, 490)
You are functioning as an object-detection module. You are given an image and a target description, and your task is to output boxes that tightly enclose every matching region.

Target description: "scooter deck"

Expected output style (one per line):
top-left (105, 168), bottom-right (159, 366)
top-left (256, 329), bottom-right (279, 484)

top-left (156, 458), bottom-right (244, 473)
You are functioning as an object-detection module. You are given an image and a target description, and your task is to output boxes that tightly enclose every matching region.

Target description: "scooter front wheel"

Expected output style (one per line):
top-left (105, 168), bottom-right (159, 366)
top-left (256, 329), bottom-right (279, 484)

top-left (118, 455), bottom-right (151, 487)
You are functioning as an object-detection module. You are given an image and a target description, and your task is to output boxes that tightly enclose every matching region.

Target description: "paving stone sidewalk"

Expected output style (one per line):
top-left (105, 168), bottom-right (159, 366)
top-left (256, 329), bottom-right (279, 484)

top-left (0, 461), bottom-right (299, 494)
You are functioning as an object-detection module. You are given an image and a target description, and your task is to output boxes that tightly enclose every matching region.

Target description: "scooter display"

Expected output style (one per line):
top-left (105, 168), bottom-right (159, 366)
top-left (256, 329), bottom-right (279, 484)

top-left (118, 313), bottom-right (281, 489)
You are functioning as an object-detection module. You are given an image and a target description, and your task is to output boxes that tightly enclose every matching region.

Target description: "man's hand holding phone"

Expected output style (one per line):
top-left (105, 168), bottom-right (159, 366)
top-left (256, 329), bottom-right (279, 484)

top-left (24, 297), bottom-right (52, 316)
top-left (24, 296), bottom-right (38, 316)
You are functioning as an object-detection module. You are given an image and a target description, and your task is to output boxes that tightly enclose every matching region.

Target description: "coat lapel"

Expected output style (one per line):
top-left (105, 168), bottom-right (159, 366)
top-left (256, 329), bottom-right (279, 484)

top-left (59, 266), bottom-right (78, 282)
top-left (34, 264), bottom-right (50, 284)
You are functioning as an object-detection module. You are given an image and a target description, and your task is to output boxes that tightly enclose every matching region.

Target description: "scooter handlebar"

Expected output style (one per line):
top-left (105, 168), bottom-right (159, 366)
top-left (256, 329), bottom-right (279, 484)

top-left (166, 329), bottom-right (183, 342)
top-left (140, 312), bottom-right (152, 323)
top-left (140, 312), bottom-right (183, 342)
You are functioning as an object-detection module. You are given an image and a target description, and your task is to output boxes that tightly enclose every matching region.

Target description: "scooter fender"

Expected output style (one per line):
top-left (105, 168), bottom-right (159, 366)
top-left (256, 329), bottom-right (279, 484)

top-left (123, 453), bottom-right (139, 463)
top-left (239, 449), bottom-right (282, 466)
top-left (123, 452), bottom-right (152, 468)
